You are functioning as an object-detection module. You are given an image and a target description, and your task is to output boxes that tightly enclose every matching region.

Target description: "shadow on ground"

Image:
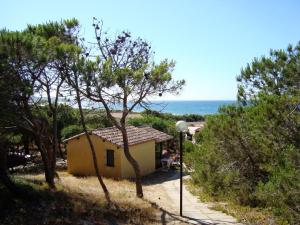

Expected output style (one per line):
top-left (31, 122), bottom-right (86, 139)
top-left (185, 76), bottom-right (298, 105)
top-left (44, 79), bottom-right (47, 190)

top-left (0, 177), bottom-right (158, 225)
top-left (142, 169), bottom-right (188, 186)
top-left (146, 199), bottom-right (212, 225)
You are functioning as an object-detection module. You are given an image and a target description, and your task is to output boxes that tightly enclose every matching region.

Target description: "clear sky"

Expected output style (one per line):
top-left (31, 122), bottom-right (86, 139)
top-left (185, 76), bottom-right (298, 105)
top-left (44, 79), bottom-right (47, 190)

top-left (1, 0), bottom-right (300, 100)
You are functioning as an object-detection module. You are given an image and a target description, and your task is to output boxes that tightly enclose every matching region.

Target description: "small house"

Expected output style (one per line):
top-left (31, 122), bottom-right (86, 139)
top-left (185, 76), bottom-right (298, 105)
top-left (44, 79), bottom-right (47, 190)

top-left (65, 126), bottom-right (173, 179)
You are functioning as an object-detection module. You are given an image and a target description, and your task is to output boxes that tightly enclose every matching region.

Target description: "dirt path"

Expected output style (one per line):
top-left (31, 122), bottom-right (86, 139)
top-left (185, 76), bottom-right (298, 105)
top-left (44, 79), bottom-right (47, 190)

top-left (143, 171), bottom-right (243, 225)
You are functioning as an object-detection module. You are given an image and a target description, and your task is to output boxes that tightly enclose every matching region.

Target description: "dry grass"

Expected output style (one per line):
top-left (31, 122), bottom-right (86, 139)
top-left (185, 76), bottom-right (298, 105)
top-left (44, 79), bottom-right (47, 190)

top-left (57, 172), bottom-right (158, 219)
top-left (1, 171), bottom-right (194, 225)
top-left (0, 172), bottom-right (160, 225)
top-left (111, 112), bottom-right (142, 120)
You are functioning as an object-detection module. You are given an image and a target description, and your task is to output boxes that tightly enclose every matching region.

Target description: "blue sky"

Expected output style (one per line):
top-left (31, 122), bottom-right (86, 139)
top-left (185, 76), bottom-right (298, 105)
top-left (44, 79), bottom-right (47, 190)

top-left (1, 0), bottom-right (300, 100)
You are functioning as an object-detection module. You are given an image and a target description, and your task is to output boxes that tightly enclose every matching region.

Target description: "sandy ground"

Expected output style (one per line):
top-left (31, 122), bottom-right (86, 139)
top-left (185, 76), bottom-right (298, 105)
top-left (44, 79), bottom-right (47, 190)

top-left (143, 170), bottom-right (243, 225)
top-left (111, 112), bottom-right (143, 120)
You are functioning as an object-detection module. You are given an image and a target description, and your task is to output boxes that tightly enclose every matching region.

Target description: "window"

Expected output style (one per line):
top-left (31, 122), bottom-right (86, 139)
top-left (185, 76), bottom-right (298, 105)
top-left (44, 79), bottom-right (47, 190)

top-left (106, 150), bottom-right (114, 167)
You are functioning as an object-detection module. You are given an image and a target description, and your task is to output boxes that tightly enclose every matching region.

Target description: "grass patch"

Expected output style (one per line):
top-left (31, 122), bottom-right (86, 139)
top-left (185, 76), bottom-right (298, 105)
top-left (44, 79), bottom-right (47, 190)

top-left (185, 179), bottom-right (291, 225)
top-left (0, 172), bottom-right (160, 225)
top-left (210, 203), bottom-right (289, 225)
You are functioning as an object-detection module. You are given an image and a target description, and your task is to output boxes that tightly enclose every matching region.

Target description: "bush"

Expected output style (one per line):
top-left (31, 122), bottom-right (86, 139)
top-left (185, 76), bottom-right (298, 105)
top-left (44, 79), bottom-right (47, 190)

top-left (183, 140), bottom-right (196, 153)
top-left (84, 110), bottom-right (112, 129)
top-left (190, 94), bottom-right (300, 223)
top-left (142, 109), bottom-right (205, 122)
top-left (128, 115), bottom-right (176, 136)
top-left (61, 125), bottom-right (82, 140)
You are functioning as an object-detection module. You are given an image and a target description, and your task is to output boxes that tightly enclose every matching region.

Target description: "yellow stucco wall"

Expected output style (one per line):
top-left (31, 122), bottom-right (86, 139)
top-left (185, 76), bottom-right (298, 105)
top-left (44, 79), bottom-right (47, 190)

top-left (67, 134), bottom-right (121, 178)
top-left (120, 140), bottom-right (156, 178)
top-left (67, 134), bottom-right (156, 179)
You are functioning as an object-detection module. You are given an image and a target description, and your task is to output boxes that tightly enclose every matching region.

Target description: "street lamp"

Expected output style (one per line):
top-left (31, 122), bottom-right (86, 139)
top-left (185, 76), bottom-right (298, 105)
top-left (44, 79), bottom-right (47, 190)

top-left (175, 120), bottom-right (188, 217)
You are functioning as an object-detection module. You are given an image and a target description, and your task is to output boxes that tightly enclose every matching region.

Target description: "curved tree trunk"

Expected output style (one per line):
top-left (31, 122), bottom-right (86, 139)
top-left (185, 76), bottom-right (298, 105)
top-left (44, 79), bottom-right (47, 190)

top-left (29, 117), bottom-right (56, 189)
top-left (75, 90), bottom-right (111, 203)
top-left (120, 125), bottom-right (143, 198)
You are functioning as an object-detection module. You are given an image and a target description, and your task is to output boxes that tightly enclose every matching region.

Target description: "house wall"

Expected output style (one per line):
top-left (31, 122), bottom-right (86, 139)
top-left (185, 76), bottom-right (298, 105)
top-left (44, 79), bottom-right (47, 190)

top-left (120, 140), bottom-right (156, 178)
top-left (67, 134), bottom-right (121, 178)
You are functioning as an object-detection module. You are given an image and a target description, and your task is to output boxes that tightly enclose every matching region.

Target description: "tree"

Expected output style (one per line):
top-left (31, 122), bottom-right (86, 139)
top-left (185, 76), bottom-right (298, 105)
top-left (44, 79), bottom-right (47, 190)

top-left (237, 42), bottom-right (300, 103)
top-left (73, 19), bottom-right (185, 197)
top-left (25, 19), bottom-right (81, 184)
top-left (189, 42), bottom-right (300, 223)
top-left (0, 135), bottom-right (25, 196)
top-left (0, 19), bottom-right (80, 188)
top-left (36, 104), bottom-right (80, 158)
top-left (0, 49), bottom-right (29, 195)
top-left (63, 54), bottom-right (111, 203)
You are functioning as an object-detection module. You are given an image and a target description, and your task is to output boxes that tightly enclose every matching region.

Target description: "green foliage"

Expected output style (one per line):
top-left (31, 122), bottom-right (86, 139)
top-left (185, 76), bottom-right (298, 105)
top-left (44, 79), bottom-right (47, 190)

top-left (61, 125), bottom-right (82, 140)
top-left (74, 20), bottom-right (185, 119)
top-left (0, 52), bottom-right (32, 127)
top-left (190, 94), bottom-right (300, 223)
top-left (194, 131), bottom-right (204, 144)
top-left (33, 105), bottom-right (112, 139)
top-left (188, 42), bottom-right (300, 223)
top-left (237, 42), bottom-right (300, 103)
top-left (142, 109), bottom-right (205, 121)
top-left (183, 140), bottom-right (196, 153)
top-left (128, 115), bottom-right (176, 137)
top-left (255, 145), bottom-right (300, 224)
top-left (56, 104), bottom-right (80, 131)
top-left (83, 110), bottom-right (112, 129)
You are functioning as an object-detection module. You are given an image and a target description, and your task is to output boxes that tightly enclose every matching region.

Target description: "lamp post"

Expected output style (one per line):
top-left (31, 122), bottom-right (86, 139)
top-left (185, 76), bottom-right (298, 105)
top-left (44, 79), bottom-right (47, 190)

top-left (176, 120), bottom-right (188, 217)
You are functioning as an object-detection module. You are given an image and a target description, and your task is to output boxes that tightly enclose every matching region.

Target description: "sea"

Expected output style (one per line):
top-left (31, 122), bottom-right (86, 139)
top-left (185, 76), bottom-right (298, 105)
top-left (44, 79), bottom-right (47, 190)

top-left (131, 100), bottom-right (236, 115)
top-left (72, 99), bottom-right (237, 115)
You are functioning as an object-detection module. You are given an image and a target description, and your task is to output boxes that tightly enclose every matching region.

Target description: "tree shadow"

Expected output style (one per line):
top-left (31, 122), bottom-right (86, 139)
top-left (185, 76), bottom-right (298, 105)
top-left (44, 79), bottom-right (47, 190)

top-left (0, 177), bottom-right (159, 225)
top-left (142, 169), bottom-right (188, 186)
top-left (154, 202), bottom-right (241, 225)
top-left (146, 199), bottom-right (210, 225)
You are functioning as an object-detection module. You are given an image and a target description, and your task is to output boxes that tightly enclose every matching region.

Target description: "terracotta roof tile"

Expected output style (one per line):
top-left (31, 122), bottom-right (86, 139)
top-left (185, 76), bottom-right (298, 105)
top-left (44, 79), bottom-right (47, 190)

top-left (138, 126), bottom-right (173, 143)
top-left (92, 126), bottom-right (156, 147)
top-left (64, 126), bottom-right (173, 147)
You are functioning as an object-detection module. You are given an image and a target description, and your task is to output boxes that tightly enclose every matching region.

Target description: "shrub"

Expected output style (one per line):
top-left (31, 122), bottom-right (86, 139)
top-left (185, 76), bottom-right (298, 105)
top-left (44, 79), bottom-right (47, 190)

top-left (190, 94), bottom-right (300, 223)
top-left (61, 125), bottom-right (82, 140)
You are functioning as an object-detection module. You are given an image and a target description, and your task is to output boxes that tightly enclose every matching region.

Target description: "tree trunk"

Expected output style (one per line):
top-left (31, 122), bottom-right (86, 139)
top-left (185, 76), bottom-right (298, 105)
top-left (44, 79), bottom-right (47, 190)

top-left (36, 138), bottom-right (56, 189)
top-left (58, 141), bottom-right (65, 160)
top-left (18, 117), bottom-right (56, 189)
top-left (22, 135), bottom-right (30, 155)
top-left (0, 142), bottom-right (26, 196)
top-left (120, 125), bottom-right (143, 198)
top-left (51, 111), bottom-right (58, 179)
top-left (75, 90), bottom-right (110, 203)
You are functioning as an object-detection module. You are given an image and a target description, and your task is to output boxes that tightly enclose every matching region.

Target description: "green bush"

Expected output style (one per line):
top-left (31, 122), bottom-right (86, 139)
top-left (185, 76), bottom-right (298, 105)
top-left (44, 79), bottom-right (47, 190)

top-left (128, 115), bottom-right (176, 136)
top-left (190, 94), bottom-right (300, 223)
top-left (142, 109), bottom-right (205, 121)
top-left (183, 140), bottom-right (196, 153)
top-left (194, 131), bottom-right (204, 144)
top-left (61, 125), bottom-right (82, 140)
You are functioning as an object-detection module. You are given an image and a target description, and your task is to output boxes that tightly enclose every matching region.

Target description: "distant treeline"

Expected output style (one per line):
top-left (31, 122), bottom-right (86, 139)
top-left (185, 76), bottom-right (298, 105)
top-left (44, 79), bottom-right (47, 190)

top-left (141, 109), bottom-right (205, 122)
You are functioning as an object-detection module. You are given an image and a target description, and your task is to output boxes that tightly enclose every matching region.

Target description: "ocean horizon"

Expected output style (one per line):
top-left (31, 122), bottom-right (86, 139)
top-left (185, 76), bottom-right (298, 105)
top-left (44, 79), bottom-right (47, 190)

top-left (132, 100), bottom-right (236, 115)
top-left (73, 99), bottom-right (237, 115)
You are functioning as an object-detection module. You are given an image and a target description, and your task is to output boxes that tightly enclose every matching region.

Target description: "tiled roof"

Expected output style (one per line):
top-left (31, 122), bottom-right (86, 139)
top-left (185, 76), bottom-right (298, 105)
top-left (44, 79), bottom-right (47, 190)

top-left (64, 126), bottom-right (173, 147)
top-left (92, 126), bottom-right (156, 147)
top-left (139, 126), bottom-right (173, 143)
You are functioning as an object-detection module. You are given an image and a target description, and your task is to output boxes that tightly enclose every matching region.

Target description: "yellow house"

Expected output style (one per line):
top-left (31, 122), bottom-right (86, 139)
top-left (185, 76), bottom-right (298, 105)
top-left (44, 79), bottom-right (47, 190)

top-left (65, 126), bottom-right (173, 179)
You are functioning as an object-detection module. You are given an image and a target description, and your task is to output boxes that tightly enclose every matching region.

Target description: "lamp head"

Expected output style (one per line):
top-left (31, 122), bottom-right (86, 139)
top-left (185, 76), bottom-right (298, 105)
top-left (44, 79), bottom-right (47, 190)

top-left (176, 120), bottom-right (188, 132)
